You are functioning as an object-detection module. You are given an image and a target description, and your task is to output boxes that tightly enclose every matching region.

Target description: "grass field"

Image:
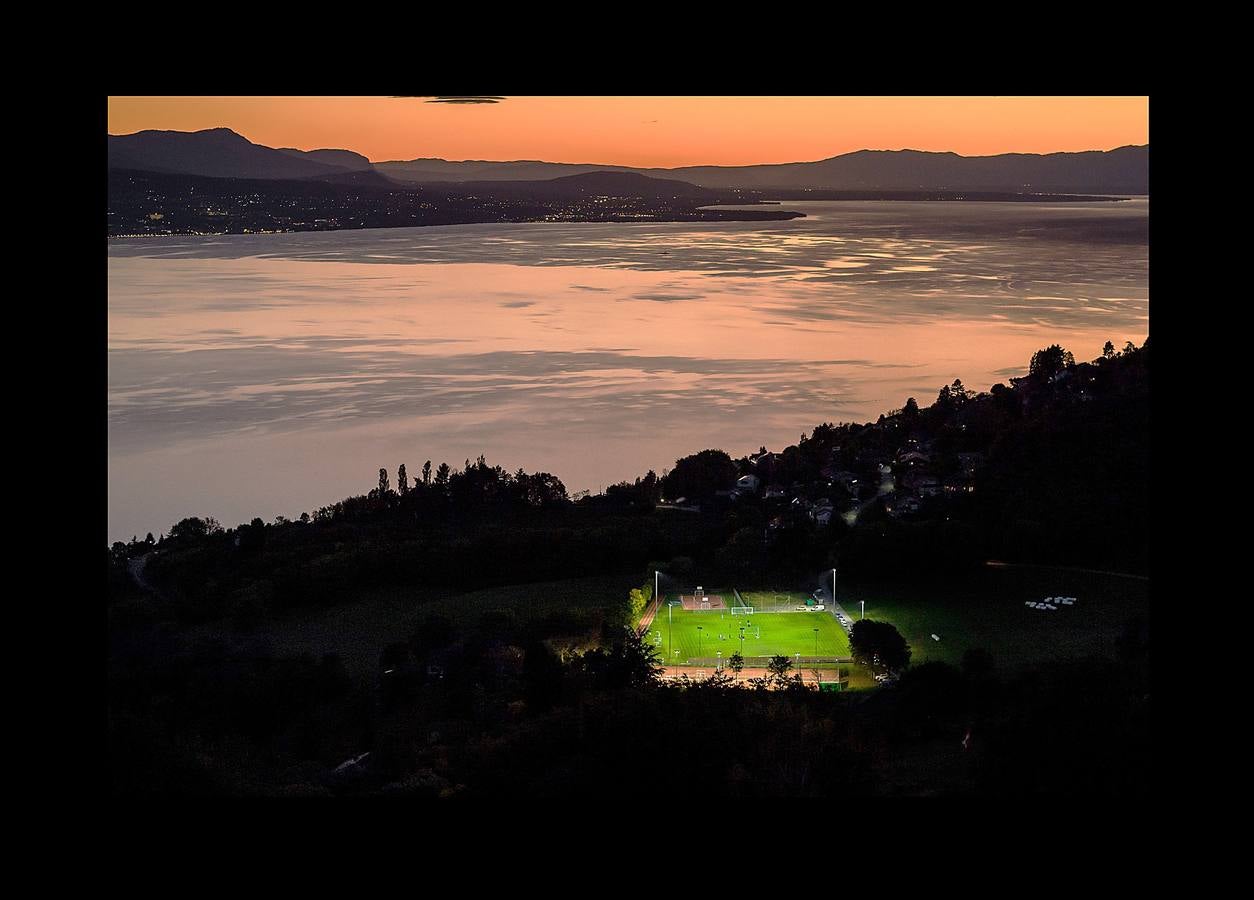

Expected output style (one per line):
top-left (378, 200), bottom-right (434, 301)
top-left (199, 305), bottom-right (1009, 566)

top-left (839, 565), bottom-right (1149, 672)
top-left (645, 600), bottom-right (850, 664)
top-left (172, 564), bottom-right (1146, 688)
top-left (654, 567), bottom-right (1147, 685)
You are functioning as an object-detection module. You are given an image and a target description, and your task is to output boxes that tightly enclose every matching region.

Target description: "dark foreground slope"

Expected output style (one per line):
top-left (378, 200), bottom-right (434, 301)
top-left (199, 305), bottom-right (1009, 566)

top-left (108, 340), bottom-right (1150, 796)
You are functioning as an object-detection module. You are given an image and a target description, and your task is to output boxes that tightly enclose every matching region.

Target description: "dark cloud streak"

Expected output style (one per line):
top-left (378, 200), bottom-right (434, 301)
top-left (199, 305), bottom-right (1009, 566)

top-left (391, 96), bottom-right (506, 104)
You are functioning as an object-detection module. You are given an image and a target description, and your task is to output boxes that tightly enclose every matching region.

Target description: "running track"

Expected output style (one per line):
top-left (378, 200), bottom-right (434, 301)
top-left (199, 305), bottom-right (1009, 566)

top-left (636, 594), bottom-right (661, 635)
top-left (659, 666), bottom-right (838, 686)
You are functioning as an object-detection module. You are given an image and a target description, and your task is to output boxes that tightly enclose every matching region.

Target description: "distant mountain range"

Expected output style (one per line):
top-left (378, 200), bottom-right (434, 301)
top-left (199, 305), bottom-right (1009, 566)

top-left (651, 146), bottom-right (1148, 194)
top-left (378, 146), bottom-right (1149, 194)
top-left (108, 128), bottom-right (391, 184)
top-left (421, 170), bottom-right (718, 202)
top-left (108, 128), bottom-right (1149, 195)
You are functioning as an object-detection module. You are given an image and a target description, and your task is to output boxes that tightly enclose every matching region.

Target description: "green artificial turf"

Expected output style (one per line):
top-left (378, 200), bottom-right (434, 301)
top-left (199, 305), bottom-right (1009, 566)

top-left (645, 602), bottom-right (850, 665)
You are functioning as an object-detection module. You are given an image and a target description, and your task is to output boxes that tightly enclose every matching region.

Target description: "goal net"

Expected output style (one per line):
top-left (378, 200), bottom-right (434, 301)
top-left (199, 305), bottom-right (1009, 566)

top-left (731, 606), bottom-right (754, 616)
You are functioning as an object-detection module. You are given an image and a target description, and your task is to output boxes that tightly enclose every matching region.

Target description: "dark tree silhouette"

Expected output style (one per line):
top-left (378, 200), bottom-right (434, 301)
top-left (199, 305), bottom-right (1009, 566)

top-left (766, 654), bottom-right (793, 681)
top-left (661, 449), bottom-right (738, 501)
top-left (168, 517), bottom-right (222, 541)
top-left (422, 460), bottom-right (432, 485)
top-left (397, 464), bottom-right (409, 495)
top-left (849, 619), bottom-right (911, 673)
top-left (578, 627), bottom-right (663, 690)
top-left (377, 468), bottom-right (390, 496)
top-left (1029, 344), bottom-right (1075, 379)
top-left (514, 470), bottom-right (570, 508)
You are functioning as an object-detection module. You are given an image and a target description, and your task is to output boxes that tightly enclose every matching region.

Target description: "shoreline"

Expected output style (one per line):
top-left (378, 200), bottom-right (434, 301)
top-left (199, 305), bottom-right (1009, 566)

top-left (108, 193), bottom-right (1145, 241)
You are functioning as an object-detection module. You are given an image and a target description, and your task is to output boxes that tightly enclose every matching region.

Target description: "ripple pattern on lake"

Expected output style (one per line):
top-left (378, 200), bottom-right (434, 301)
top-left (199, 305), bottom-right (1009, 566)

top-left (108, 199), bottom-right (1148, 540)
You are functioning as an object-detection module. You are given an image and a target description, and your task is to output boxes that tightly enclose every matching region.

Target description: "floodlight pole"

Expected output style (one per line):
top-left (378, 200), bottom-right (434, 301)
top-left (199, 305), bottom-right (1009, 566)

top-left (832, 568), bottom-right (837, 605)
top-left (861, 599), bottom-right (865, 620)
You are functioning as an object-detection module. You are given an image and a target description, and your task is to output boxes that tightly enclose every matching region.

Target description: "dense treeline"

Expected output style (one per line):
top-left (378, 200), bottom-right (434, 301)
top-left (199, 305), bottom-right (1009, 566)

top-left (111, 459), bottom-right (720, 626)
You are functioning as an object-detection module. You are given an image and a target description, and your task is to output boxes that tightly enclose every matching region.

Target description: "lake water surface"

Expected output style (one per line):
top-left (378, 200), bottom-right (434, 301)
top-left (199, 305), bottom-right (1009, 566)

top-left (108, 199), bottom-right (1148, 541)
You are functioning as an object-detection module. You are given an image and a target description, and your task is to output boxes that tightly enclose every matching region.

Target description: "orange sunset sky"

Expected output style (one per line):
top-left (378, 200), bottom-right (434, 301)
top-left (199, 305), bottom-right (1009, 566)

top-left (107, 96), bottom-right (1149, 169)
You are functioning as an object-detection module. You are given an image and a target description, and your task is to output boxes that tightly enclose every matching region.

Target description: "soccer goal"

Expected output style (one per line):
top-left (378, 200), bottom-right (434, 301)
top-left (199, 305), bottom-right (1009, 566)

top-left (731, 606), bottom-right (754, 616)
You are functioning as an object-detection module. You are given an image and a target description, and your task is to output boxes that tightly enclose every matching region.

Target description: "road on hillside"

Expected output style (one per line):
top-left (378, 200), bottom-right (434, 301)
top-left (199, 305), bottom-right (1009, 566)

top-left (636, 595), bottom-right (661, 635)
top-left (815, 583), bottom-right (856, 633)
top-left (127, 552), bottom-right (157, 593)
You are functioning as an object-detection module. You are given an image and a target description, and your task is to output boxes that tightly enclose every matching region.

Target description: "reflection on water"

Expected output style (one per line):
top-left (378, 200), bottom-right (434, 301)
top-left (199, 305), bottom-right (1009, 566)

top-left (108, 199), bottom-right (1148, 541)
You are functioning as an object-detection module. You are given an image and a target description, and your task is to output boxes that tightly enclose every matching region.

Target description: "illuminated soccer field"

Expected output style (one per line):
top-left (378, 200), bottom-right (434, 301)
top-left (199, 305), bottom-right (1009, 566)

top-left (645, 601), bottom-right (851, 665)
